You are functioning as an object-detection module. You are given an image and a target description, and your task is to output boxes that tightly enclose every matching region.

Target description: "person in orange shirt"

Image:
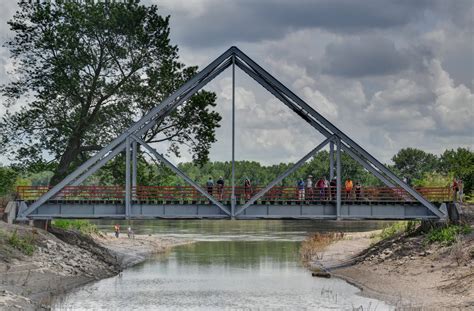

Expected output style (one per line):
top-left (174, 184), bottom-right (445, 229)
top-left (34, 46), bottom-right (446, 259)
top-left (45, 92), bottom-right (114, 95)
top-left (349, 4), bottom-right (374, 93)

top-left (345, 178), bottom-right (353, 199)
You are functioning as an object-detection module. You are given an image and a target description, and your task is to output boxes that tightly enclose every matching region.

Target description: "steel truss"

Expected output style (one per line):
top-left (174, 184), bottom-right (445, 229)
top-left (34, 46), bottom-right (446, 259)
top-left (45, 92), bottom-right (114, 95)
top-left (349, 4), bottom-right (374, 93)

top-left (17, 46), bottom-right (446, 220)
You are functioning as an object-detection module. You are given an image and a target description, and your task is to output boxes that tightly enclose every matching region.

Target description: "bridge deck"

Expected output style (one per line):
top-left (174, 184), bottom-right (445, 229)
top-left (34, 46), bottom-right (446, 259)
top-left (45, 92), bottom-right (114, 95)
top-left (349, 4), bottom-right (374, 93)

top-left (17, 186), bottom-right (449, 220)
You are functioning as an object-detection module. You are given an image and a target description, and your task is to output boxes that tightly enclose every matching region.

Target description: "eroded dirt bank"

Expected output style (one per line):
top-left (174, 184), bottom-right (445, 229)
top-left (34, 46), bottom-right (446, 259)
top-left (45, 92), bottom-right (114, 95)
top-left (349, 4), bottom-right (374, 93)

top-left (0, 222), bottom-right (186, 310)
top-left (308, 219), bottom-right (474, 309)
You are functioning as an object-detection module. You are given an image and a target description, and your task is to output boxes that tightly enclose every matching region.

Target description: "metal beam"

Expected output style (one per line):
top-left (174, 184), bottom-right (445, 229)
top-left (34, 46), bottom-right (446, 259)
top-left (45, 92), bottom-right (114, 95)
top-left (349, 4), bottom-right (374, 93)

top-left (132, 140), bottom-right (138, 189)
top-left (235, 136), bottom-right (333, 216)
top-left (125, 137), bottom-right (131, 219)
top-left (231, 55), bottom-right (236, 217)
top-left (233, 48), bottom-right (444, 219)
top-left (341, 144), bottom-right (395, 187)
top-left (329, 141), bottom-right (334, 180)
top-left (71, 143), bottom-right (126, 186)
top-left (132, 136), bottom-right (231, 216)
top-left (336, 138), bottom-right (341, 219)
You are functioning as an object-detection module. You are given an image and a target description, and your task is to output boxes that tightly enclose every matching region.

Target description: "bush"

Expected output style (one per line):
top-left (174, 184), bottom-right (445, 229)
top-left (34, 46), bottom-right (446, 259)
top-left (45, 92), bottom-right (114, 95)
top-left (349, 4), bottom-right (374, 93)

top-left (52, 219), bottom-right (98, 235)
top-left (425, 225), bottom-right (472, 246)
top-left (8, 229), bottom-right (35, 256)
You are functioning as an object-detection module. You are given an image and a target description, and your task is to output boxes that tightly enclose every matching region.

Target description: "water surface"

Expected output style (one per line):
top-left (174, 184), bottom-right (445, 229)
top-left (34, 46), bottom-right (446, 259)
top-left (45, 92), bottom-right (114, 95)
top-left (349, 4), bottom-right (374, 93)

top-left (52, 220), bottom-right (393, 310)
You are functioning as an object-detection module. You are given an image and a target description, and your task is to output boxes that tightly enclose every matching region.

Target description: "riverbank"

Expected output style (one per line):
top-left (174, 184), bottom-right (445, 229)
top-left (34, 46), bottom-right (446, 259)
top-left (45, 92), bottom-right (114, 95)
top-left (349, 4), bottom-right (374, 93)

top-left (0, 222), bottom-right (187, 310)
top-left (308, 219), bottom-right (474, 309)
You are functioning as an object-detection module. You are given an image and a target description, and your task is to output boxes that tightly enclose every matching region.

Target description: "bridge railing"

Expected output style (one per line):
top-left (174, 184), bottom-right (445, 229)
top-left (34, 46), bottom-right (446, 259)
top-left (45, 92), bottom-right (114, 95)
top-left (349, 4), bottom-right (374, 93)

top-left (17, 185), bottom-right (452, 203)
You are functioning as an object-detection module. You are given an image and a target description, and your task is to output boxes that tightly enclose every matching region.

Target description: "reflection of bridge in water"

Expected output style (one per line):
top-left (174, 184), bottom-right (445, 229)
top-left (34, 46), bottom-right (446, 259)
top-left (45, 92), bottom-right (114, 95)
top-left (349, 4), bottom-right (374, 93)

top-left (14, 47), bottom-right (449, 221)
top-left (17, 186), bottom-right (450, 220)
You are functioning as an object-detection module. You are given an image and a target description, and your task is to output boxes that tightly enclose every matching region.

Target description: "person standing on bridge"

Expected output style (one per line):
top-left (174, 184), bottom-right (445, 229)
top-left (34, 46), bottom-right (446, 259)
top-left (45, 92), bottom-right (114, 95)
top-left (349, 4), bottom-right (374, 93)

top-left (355, 181), bottom-right (361, 200)
top-left (207, 177), bottom-right (214, 196)
top-left (306, 175), bottom-right (314, 200)
top-left (217, 176), bottom-right (225, 200)
top-left (345, 178), bottom-right (353, 200)
top-left (297, 179), bottom-right (305, 201)
top-left (244, 178), bottom-right (252, 200)
top-left (316, 177), bottom-right (325, 200)
top-left (323, 176), bottom-right (329, 200)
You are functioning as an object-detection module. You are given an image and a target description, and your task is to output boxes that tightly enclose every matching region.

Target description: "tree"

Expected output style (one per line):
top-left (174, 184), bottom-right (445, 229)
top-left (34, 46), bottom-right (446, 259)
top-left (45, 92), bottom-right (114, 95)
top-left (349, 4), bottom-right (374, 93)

top-left (392, 148), bottom-right (438, 181)
top-left (439, 148), bottom-right (474, 193)
top-left (1, 1), bottom-right (221, 185)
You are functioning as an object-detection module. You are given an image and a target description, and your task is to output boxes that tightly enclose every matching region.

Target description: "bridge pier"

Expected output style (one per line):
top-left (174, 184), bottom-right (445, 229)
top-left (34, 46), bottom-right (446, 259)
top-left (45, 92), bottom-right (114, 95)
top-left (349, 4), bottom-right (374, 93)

top-left (29, 219), bottom-right (49, 230)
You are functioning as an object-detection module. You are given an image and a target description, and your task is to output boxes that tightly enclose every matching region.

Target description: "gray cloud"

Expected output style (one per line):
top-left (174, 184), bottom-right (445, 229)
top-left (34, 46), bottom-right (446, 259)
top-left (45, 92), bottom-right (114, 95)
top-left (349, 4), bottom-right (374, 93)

top-left (321, 36), bottom-right (411, 77)
top-left (157, 0), bottom-right (431, 47)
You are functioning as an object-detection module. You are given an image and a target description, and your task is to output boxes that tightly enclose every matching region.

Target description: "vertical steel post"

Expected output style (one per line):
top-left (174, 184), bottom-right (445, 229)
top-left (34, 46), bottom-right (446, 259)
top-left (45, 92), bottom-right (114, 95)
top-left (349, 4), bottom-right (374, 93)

top-left (329, 141), bottom-right (334, 180)
top-left (125, 137), bottom-right (131, 219)
top-left (336, 137), bottom-right (341, 219)
top-left (231, 55), bottom-right (236, 218)
top-left (132, 140), bottom-right (137, 188)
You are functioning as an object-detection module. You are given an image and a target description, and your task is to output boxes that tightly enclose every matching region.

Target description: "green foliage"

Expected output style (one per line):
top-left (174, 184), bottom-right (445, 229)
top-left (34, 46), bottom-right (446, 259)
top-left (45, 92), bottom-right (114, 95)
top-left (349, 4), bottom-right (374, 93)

top-left (425, 225), bottom-right (472, 246)
top-left (413, 172), bottom-right (452, 187)
top-left (438, 148), bottom-right (474, 194)
top-left (8, 230), bottom-right (35, 256)
top-left (0, 166), bottom-right (18, 196)
top-left (52, 219), bottom-right (99, 235)
top-left (1, 1), bottom-right (220, 185)
top-left (392, 148), bottom-right (438, 181)
top-left (378, 221), bottom-right (419, 240)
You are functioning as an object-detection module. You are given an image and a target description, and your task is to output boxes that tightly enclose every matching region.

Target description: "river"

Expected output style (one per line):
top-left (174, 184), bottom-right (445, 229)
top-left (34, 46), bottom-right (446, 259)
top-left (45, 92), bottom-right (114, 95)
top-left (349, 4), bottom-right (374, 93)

top-left (51, 220), bottom-right (393, 310)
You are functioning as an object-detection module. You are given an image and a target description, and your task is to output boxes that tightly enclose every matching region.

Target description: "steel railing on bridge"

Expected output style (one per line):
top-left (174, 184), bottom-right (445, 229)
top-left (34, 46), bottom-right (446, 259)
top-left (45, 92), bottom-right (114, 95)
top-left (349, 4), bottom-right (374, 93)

top-left (16, 185), bottom-right (452, 204)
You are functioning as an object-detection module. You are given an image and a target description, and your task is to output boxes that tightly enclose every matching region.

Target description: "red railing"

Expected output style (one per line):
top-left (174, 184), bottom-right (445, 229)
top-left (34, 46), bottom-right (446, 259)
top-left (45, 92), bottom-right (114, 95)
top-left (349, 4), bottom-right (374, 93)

top-left (16, 185), bottom-right (452, 203)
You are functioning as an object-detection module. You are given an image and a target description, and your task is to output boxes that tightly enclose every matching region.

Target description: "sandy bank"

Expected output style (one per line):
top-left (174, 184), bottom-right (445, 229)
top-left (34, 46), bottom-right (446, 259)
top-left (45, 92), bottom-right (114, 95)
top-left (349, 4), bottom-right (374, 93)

top-left (0, 222), bottom-right (187, 310)
top-left (310, 227), bottom-right (474, 310)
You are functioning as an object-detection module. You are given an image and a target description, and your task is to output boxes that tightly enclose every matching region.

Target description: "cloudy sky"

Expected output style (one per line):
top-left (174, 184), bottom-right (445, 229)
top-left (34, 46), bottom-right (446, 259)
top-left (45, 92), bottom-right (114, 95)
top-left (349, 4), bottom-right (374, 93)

top-left (0, 0), bottom-right (473, 166)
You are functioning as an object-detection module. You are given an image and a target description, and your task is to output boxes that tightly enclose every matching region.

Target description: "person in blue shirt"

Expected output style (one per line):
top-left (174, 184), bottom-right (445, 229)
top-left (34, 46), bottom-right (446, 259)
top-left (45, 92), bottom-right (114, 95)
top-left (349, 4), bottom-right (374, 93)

top-left (297, 179), bottom-right (305, 201)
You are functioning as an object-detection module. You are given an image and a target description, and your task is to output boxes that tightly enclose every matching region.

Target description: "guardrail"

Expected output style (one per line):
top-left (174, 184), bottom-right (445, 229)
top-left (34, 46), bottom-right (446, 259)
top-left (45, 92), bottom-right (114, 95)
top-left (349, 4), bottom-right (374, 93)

top-left (16, 185), bottom-right (452, 203)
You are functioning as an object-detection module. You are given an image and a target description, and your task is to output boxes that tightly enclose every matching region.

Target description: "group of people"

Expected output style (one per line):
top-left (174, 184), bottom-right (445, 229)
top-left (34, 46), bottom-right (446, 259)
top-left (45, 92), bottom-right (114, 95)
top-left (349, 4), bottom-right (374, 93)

top-left (113, 224), bottom-right (134, 239)
top-left (297, 175), bottom-right (362, 201)
top-left (206, 177), bottom-right (253, 200)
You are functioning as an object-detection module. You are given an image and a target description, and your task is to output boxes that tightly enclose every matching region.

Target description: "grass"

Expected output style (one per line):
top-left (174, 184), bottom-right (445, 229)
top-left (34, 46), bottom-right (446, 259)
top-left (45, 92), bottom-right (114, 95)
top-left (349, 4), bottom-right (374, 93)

top-left (425, 224), bottom-right (472, 246)
top-left (300, 232), bottom-right (344, 263)
top-left (8, 229), bottom-right (35, 256)
top-left (377, 221), bottom-right (420, 240)
top-left (52, 219), bottom-right (99, 235)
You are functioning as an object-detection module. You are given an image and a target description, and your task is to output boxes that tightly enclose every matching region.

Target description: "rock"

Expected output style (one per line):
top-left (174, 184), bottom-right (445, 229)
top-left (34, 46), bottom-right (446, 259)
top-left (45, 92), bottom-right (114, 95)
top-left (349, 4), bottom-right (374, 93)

top-left (312, 272), bottom-right (331, 278)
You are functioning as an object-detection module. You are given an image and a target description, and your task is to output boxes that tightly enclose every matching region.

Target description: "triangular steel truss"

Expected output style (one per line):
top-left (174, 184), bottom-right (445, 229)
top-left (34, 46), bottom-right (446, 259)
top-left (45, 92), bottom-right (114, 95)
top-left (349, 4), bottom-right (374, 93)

top-left (19, 46), bottom-right (446, 219)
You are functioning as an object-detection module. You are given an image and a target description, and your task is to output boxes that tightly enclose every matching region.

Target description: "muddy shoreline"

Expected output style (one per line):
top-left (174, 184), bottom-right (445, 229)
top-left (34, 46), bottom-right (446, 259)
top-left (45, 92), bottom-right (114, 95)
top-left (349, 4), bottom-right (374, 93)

top-left (0, 223), bottom-right (188, 310)
top-left (309, 227), bottom-right (474, 310)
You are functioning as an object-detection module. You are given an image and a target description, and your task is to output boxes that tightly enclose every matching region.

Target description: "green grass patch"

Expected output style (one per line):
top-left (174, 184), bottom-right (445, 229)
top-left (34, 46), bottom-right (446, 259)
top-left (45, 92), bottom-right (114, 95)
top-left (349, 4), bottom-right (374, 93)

top-left (8, 229), bottom-right (35, 256)
top-left (52, 219), bottom-right (98, 235)
top-left (378, 221), bottom-right (420, 240)
top-left (425, 224), bottom-right (472, 246)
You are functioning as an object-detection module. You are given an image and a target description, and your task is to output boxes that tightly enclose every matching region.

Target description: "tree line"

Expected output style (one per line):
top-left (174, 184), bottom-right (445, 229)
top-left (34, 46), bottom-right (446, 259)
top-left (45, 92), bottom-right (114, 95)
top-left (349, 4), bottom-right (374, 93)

top-left (1, 147), bottom-right (472, 198)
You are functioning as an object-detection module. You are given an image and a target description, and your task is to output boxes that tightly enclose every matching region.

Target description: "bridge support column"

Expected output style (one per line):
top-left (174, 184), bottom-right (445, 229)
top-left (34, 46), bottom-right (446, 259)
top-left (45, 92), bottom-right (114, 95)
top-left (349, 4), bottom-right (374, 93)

top-left (336, 137), bottom-right (341, 220)
top-left (125, 137), bottom-right (132, 219)
top-left (329, 141), bottom-right (334, 180)
top-left (132, 140), bottom-right (138, 189)
top-left (231, 55), bottom-right (236, 219)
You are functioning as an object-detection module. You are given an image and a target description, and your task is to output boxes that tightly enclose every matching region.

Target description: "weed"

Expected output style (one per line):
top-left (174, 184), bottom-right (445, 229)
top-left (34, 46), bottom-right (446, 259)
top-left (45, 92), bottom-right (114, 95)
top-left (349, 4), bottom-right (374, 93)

top-left (425, 224), bottom-right (472, 246)
top-left (52, 219), bottom-right (99, 235)
top-left (300, 232), bottom-right (344, 263)
top-left (8, 229), bottom-right (35, 256)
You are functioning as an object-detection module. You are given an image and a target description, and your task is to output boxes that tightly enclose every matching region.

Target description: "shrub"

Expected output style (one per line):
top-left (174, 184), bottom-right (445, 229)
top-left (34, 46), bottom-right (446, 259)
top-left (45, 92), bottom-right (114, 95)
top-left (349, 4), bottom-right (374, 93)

top-left (300, 232), bottom-right (344, 263)
top-left (8, 229), bottom-right (35, 256)
top-left (425, 224), bottom-right (472, 246)
top-left (52, 219), bottom-right (98, 235)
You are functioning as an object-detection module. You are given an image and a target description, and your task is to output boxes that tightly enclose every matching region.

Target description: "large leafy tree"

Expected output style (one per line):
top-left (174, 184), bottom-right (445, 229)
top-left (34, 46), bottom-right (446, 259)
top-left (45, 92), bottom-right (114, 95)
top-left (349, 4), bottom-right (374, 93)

top-left (392, 148), bottom-right (438, 180)
top-left (439, 148), bottom-right (474, 193)
top-left (0, 1), bottom-right (221, 185)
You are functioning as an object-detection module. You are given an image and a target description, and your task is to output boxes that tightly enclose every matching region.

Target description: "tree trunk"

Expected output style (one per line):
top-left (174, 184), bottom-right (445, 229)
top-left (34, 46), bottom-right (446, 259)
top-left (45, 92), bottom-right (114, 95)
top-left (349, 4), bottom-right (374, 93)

top-left (50, 135), bottom-right (82, 186)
